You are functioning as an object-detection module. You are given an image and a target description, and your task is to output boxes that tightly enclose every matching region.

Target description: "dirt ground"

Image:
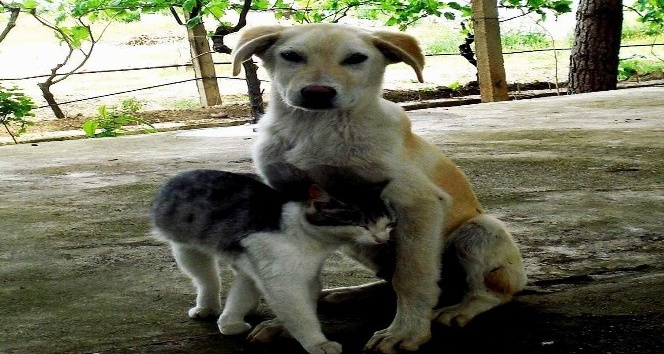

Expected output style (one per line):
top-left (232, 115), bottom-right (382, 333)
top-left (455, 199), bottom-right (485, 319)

top-left (0, 86), bottom-right (662, 354)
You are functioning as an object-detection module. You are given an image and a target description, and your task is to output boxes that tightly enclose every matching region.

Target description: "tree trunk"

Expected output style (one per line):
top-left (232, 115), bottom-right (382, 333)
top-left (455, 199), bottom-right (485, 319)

top-left (568, 0), bottom-right (623, 94)
top-left (212, 21), bottom-right (265, 123)
top-left (242, 60), bottom-right (264, 123)
top-left (38, 82), bottom-right (65, 118)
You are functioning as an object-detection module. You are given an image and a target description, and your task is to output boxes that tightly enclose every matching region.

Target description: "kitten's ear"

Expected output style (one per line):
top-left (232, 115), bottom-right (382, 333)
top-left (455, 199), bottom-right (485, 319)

top-left (263, 162), bottom-right (314, 201)
top-left (370, 180), bottom-right (391, 195)
top-left (308, 184), bottom-right (331, 202)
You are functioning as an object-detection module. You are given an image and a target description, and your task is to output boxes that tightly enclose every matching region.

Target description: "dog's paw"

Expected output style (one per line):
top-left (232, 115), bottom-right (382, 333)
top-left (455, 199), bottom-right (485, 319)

top-left (246, 318), bottom-right (290, 343)
top-left (187, 306), bottom-right (220, 319)
top-left (218, 321), bottom-right (252, 335)
top-left (364, 326), bottom-right (430, 353)
top-left (432, 305), bottom-right (472, 327)
top-left (305, 340), bottom-right (342, 354)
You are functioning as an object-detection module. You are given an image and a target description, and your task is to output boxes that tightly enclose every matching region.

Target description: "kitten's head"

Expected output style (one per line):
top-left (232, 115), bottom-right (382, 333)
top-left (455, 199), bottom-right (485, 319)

top-left (304, 178), bottom-right (395, 245)
top-left (264, 162), bottom-right (396, 244)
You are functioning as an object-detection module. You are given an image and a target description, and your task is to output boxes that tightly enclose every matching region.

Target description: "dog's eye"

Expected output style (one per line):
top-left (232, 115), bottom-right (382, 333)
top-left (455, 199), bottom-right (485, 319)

top-left (342, 53), bottom-right (368, 65)
top-left (280, 51), bottom-right (305, 63)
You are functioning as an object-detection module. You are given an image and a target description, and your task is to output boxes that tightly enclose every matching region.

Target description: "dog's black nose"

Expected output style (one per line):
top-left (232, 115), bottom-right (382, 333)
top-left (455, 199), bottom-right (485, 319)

top-left (300, 85), bottom-right (337, 109)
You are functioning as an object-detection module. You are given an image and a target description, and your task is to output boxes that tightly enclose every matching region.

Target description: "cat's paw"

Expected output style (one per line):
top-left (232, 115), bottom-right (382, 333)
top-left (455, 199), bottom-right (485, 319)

top-left (187, 306), bottom-right (220, 320)
top-left (305, 341), bottom-right (342, 354)
top-left (246, 318), bottom-right (289, 343)
top-left (218, 321), bottom-right (252, 335)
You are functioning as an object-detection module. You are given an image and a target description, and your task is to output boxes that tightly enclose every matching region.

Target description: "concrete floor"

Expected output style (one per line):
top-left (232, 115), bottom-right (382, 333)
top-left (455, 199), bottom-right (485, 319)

top-left (0, 86), bottom-right (662, 354)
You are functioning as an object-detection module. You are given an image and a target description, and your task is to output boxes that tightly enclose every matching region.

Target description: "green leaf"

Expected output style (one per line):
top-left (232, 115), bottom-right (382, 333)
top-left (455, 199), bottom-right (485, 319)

top-left (186, 16), bottom-right (202, 27)
top-left (448, 2), bottom-right (462, 11)
top-left (385, 17), bottom-right (398, 26)
top-left (252, 0), bottom-right (270, 9)
top-left (0, 84), bottom-right (36, 136)
top-left (82, 120), bottom-right (99, 137)
top-left (447, 81), bottom-right (461, 90)
top-left (183, 0), bottom-right (198, 13)
top-left (551, 0), bottom-right (572, 13)
top-left (97, 105), bottom-right (108, 118)
top-left (21, 0), bottom-right (38, 10)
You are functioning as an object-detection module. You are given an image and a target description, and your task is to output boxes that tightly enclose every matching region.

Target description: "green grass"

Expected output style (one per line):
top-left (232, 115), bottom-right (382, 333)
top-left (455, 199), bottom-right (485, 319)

top-left (424, 31), bottom-right (465, 54)
top-left (502, 30), bottom-right (552, 50)
top-left (165, 98), bottom-right (201, 110)
top-left (425, 21), bottom-right (661, 54)
top-left (618, 58), bottom-right (664, 80)
top-left (619, 20), bottom-right (664, 80)
top-left (622, 22), bottom-right (663, 42)
top-left (425, 29), bottom-right (559, 54)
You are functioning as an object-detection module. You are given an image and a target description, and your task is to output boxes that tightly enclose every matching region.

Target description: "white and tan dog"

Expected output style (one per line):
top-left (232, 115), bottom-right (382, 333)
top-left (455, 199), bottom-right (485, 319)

top-left (232, 23), bottom-right (527, 353)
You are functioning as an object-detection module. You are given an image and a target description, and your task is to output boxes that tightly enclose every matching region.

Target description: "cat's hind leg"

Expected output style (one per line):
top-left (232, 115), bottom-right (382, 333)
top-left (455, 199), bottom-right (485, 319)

top-left (171, 243), bottom-right (222, 319)
top-left (218, 271), bottom-right (260, 335)
top-left (433, 215), bottom-right (527, 327)
top-left (246, 258), bottom-right (341, 354)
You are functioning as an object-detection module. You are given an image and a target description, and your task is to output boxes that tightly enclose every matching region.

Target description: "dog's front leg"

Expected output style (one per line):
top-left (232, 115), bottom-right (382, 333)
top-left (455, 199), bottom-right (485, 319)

top-left (252, 131), bottom-right (290, 183)
top-left (365, 187), bottom-right (446, 353)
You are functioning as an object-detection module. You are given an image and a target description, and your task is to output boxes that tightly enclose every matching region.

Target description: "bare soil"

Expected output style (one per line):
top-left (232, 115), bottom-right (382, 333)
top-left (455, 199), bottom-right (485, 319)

top-left (14, 77), bottom-right (663, 142)
top-left (21, 103), bottom-right (253, 136)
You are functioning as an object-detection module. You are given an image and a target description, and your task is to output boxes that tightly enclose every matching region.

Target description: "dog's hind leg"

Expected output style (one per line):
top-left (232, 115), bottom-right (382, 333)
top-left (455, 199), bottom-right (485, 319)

top-left (433, 214), bottom-right (527, 327)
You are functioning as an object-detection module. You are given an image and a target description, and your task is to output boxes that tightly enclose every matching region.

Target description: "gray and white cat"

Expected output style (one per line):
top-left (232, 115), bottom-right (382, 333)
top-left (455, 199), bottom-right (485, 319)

top-left (151, 164), bottom-right (394, 354)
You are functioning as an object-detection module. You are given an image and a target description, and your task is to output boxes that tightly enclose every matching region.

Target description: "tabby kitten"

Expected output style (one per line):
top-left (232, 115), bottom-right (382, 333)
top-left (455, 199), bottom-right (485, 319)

top-left (151, 164), bottom-right (394, 354)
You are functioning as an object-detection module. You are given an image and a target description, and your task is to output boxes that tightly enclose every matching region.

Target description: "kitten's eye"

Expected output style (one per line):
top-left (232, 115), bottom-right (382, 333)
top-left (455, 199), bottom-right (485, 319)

top-left (280, 51), bottom-right (305, 63)
top-left (342, 53), bottom-right (368, 65)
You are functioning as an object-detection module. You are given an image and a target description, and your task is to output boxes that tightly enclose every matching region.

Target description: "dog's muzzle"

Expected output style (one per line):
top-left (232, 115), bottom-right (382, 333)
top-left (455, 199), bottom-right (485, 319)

top-left (299, 85), bottom-right (337, 109)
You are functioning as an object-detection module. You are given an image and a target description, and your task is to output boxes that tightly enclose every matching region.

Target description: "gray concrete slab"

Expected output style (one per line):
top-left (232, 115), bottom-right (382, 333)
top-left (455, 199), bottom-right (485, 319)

top-left (1, 87), bottom-right (662, 354)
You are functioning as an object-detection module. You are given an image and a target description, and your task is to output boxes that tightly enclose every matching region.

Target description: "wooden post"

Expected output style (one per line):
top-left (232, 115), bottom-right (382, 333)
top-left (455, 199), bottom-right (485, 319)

top-left (472, 0), bottom-right (509, 102)
top-left (187, 21), bottom-right (222, 106)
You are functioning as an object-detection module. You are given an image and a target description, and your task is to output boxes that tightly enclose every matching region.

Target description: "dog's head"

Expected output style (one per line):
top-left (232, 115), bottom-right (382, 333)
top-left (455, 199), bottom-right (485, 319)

top-left (232, 24), bottom-right (424, 111)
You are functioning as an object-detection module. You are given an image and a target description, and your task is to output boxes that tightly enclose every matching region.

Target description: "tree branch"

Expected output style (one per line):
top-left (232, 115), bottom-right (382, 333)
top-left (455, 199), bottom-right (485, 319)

top-left (212, 0), bottom-right (253, 54)
top-left (231, 0), bottom-right (252, 32)
top-left (30, 13), bottom-right (99, 85)
top-left (0, 2), bottom-right (20, 43)
top-left (53, 17), bottom-right (99, 85)
top-left (622, 5), bottom-right (644, 18)
top-left (30, 13), bottom-right (73, 85)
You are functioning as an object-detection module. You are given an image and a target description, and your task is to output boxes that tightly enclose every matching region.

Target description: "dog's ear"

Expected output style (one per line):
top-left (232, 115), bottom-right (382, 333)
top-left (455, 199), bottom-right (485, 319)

top-left (232, 26), bottom-right (285, 76)
top-left (372, 32), bottom-right (425, 83)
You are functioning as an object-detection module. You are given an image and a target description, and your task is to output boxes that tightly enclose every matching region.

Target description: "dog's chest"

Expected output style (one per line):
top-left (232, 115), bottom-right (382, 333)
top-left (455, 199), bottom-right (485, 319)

top-left (276, 114), bottom-right (397, 167)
